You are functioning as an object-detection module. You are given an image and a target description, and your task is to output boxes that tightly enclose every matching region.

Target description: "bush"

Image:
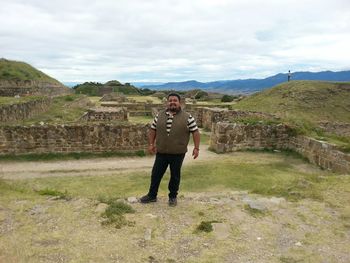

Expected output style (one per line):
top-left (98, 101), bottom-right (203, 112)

top-left (101, 200), bottom-right (136, 229)
top-left (221, 95), bottom-right (234, 102)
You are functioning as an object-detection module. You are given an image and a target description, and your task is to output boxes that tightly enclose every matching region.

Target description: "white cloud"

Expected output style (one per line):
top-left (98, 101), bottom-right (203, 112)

top-left (0, 0), bottom-right (349, 82)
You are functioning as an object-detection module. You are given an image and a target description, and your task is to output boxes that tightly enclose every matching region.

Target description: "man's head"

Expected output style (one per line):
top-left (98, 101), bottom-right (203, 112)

top-left (167, 93), bottom-right (181, 113)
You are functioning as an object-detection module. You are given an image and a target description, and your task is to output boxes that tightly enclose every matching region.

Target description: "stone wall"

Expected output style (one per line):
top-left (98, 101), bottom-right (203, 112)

top-left (0, 98), bottom-right (52, 122)
top-left (80, 107), bottom-right (128, 122)
top-left (0, 80), bottom-right (72, 97)
top-left (200, 108), bottom-right (278, 131)
top-left (101, 102), bottom-right (161, 112)
top-left (210, 122), bottom-right (350, 174)
top-left (100, 103), bottom-right (228, 127)
top-left (289, 136), bottom-right (350, 174)
top-left (210, 122), bottom-right (292, 153)
top-left (0, 124), bottom-right (148, 155)
top-left (318, 122), bottom-right (350, 137)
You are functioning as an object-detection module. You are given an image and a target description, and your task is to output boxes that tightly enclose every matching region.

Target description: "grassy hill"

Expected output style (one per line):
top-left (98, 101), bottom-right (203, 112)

top-left (234, 80), bottom-right (350, 149)
top-left (0, 58), bottom-right (61, 84)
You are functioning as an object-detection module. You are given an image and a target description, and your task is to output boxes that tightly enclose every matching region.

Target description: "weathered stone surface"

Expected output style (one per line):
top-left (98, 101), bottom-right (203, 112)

top-left (80, 107), bottom-right (128, 122)
top-left (0, 123), bottom-right (148, 155)
top-left (0, 98), bottom-right (51, 122)
top-left (242, 197), bottom-right (268, 212)
top-left (127, 197), bottom-right (138, 203)
top-left (0, 80), bottom-right (72, 97)
top-left (144, 228), bottom-right (152, 241)
top-left (95, 203), bottom-right (108, 213)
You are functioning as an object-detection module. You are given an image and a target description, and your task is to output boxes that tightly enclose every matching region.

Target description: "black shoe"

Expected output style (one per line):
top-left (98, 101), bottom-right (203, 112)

top-left (168, 197), bottom-right (177, 207)
top-left (140, 195), bottom-right (157, 203)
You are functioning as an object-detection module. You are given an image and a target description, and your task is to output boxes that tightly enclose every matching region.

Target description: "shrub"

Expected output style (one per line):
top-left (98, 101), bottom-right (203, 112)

top-left (101, 200), bottom-right (136, 229)
top-left (221, 95), bottom-right (234, 102)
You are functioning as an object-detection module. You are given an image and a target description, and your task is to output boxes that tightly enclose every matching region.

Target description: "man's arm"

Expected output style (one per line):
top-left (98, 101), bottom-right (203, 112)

top-left (192, 130), bottom-right (200, 159)
top-left (148, 128), bottom-right (156, 154)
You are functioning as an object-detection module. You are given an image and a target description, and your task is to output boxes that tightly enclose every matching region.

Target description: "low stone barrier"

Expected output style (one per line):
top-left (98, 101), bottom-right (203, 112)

top-left (0, 123), bottom-right (148, 155)
top-left (210, 122), bottom-right (292, 153)
top-left (0, 98), bottom-right (52, 122)
top-left (289, 136), bottom-right (350, 174)
top-left (80, 107), bottom-right (128, 122)
top-left (201, 108), bottom-right (278, 131)
top-left (210, 122), bottom-right (350, 174)
top-left (0, 80), bottom-right (72, 97)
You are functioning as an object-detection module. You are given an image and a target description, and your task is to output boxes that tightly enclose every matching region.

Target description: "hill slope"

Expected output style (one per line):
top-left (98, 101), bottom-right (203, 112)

top-left (0, 58), bottom-right (71, 96)
top-left (0, 58), bottom-right (61, 84)
top-left (234, 81), bottom-right (350, 148)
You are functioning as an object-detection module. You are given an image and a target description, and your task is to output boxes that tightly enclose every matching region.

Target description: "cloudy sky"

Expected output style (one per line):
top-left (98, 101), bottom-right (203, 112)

top-left (1, 0), bottom-right (350, 83)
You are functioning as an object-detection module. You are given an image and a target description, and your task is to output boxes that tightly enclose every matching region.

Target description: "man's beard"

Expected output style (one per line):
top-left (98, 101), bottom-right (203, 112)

top-left (168, 105), bottom-right (181, 112)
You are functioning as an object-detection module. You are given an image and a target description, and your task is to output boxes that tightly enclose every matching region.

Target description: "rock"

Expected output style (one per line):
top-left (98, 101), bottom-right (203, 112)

top-left (250, 202), bottom-right (267, 211)
top-left (95, 203), bottom-right (108, 213)
top-left (242, 197), bottom-right (268, 212)
top-left (145, 213), bottom-right (158, 219)
top-left (295, 242), bottom-right (302, 247)
top-left (127, 197), bottom-right (138, 203)
top-left (269, 197), bottom-right (286, 205)
top-left (212, 223), bottom-right (231, 240)
top-left (144, 228), bottom-right (152, 241)
top-left (28, 205), bottom-right (46, 215)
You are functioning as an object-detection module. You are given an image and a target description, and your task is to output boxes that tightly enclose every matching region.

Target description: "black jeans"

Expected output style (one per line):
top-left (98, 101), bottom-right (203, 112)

top-left (148, 153), bottom-right (186, 199)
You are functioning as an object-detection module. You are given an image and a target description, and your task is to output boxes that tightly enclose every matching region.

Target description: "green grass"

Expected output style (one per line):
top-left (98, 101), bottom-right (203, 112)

top-left (100, 199), bottom-right (135, 228)
top-left (0, 150), bottom-right (146, 162)
top-left (194, 220), bottom-right (221, 233)
top-left (36, 188), bottom-right (71, 200)
top-left (127, 95), bottom-right (162, 104)
top-left (0, 96), bottom-right (46, 106)
top-left (0, 58), bottom-right (60, 83)
top-left (6, 152), bottom-right (348, 207)
top-left (230, 116), bottom-right (281, 125)
top-left (128, 115), bottom-right (154, 124)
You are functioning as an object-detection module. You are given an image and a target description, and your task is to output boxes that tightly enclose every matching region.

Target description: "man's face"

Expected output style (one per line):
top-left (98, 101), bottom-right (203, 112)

top-left (167, 96), bottom-right (181, 112)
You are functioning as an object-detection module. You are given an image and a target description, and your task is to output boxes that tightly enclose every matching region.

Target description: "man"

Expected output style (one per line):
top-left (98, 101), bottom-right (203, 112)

top-left (288, 70), bottom-right (291, 82)
top-left (140, 93), bottom-right (200, 206)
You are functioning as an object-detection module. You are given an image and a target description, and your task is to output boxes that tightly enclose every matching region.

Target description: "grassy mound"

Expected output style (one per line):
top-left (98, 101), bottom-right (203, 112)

top-left (234, 80), bottom-right (350, 148)
top-left (0, 58), bottom-right (61, 84)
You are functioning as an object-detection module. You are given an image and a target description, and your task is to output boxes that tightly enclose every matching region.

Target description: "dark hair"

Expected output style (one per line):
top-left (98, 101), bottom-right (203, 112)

top-left (167, 93), bottom-right (181, 101)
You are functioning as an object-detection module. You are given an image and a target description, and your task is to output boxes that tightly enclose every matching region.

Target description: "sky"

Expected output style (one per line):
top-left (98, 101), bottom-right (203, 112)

top-left (1, 0), bottom-right (350, 83)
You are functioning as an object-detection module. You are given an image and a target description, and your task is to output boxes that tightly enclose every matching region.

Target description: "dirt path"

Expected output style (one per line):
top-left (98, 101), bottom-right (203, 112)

top-left (0, 145), bottom-right (220, 180)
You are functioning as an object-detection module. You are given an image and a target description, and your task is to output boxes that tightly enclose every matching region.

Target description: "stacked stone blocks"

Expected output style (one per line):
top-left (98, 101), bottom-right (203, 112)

top-left (0, 124), bottom-right (148, 155)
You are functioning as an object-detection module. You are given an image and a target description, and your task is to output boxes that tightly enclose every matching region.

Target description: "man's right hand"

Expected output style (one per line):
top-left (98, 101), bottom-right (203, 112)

top-left (148, 145), bottom-right (156, 154)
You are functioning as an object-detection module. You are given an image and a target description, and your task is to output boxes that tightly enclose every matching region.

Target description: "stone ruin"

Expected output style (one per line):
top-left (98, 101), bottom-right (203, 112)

top-left (99, 92), bottom-right (137, 103)
top-left (0, 97), bottom-right (349, 173)
top-left (80, 107), bottom-right (128, 122)
top-left (0, 80), bottom-right (72, 97)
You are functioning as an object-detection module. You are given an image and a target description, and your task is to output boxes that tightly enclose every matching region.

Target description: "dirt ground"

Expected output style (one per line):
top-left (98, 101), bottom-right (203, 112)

top-left (0, 146), bottom-right (349, 262)
top-left (0, 145), bottom-right (219, 180)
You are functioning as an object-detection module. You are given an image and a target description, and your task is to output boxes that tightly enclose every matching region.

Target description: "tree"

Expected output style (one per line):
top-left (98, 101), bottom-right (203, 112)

top-left (221, 94), bottom-right (234, 102)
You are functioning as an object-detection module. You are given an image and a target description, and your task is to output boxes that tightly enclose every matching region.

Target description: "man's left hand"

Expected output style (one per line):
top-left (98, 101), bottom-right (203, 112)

top-left (192, 148), bottom-right (199, 159)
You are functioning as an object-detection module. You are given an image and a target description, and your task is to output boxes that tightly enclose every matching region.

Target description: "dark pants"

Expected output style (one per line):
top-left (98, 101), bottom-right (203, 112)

top-left (148, 153), bottom-right (186, 199)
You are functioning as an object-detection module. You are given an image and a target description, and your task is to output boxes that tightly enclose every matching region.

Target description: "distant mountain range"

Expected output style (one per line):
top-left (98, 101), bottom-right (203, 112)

top-left (134, 70), bottom-right (350, 94)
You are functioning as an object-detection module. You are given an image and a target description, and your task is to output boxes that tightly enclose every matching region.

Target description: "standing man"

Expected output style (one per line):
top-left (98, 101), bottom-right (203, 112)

top-left (140, 93), bottom-right (200, 206)
top-left (288, 70), bottom-right (291, 82)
